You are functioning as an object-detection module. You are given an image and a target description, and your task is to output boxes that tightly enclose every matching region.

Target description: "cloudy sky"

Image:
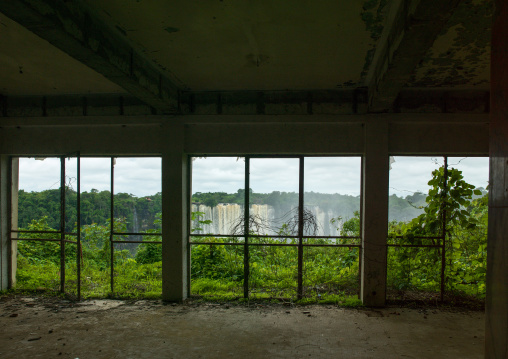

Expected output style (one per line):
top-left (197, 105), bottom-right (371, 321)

top-left (389, 156), bottom-right (489, 196)
top-left (18, 157), bottom-right (162, 197)
top-left (18, 156), bottom-right (489, 198)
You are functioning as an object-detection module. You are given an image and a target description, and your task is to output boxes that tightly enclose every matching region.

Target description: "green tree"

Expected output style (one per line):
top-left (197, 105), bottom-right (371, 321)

top-left (17, 216), bottom-right (75, 264)
top-left (387, 165), bottom-right (486, 294)
top-left (135, 213), bottom-right (163, 264)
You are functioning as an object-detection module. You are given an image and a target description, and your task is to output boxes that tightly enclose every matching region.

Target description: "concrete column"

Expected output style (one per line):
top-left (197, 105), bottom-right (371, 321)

top-left (486, 1), bottom-right (508, 357)
top-left (0, 156), bottom-right (9, 290)
top-left (161, 122), bottom-right (189, 302)
top-left (10, 158), bottom-right (18, 288)
top-left (0, 156), bottom-right (18, 290)
top-left (361, 121), bottom-right (389, 306)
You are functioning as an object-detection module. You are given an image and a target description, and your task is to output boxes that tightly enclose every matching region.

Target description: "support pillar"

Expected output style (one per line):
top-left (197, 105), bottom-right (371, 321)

top-left (0, 156), bottom-right (18, 290)
top-left (0, 156), bottom-right (9, 290)
top-left (161, 122), bottom-right (189, 301)
top-left (361, 121), bottom-right (389, 306)
top-left (486, 1), bottom-right (508, 357)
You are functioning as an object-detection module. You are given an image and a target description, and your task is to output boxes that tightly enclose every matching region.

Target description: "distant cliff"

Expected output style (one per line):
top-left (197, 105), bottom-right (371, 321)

top-left (17, 189), bottom-right (428, 235)
top-left (191, 203), bottom-right (356, 236)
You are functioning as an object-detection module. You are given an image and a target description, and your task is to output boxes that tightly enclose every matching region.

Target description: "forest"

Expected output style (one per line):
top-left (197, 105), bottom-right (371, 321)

top-left (17, 189), bottom-right (162, 233)
top-left (13, 165), bottom-right (488, 304)
top-left (17, 186), bottom-right (431, 233)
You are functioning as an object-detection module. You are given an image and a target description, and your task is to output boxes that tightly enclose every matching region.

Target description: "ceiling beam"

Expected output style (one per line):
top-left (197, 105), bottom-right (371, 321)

top-left (366, 0), bottom-right (462, 113)
top-left (0, 88), bottom-right (489, 118)
top-left (0, 0), bottom-right (181, 114)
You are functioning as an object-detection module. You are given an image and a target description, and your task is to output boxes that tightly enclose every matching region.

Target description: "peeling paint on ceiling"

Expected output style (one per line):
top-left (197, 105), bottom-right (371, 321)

top-left (407, 0), bottom-right (491, 88)
top-left (0, 0), bottom-right (492, 97)
top-left (359, 0), bottom-right (388, 84)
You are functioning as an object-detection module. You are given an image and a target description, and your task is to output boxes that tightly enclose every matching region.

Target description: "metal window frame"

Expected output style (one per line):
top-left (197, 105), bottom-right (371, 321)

top-left (188, 155), bottom-right (363, 299)
top-left (11, 155), bottom-right (162, 300)
top-left (385, 156), bottom-right (449, 301)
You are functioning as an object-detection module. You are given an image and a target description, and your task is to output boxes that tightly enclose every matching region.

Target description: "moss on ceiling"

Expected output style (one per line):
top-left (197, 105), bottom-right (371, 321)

top-left (361, 0), bottom-right (388, 79)
top-left (408, 0), bottom-right (492, 87)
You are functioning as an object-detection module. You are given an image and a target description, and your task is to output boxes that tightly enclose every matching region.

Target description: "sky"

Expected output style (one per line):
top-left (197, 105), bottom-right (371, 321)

top-left (18, 157), bottom-right (162, 197)
top-left (17, 156), bottom-right (489, 198)
top-left (389, 156), bottom-right (489, 196)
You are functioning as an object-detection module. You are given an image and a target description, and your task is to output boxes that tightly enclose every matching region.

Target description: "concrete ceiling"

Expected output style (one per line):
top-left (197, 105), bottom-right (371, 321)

top-left (408, 0), bottom-right (491, 89)
top-left (0, 15), bottom-right (125, 96)
top-left (0, 0), bottom-right (492, 112)
top-left (86, 0), bottom-right (379, 91)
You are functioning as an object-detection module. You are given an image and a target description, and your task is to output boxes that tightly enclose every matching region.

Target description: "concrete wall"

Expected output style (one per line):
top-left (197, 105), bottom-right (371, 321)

top-left (0, 157), bottom-right (17, 290)
top-left (486, 0), bottom-right (508, 357)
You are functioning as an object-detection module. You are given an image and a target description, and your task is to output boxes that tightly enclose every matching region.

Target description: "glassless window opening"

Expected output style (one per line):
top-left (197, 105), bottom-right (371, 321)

top-left (13, 156), bottom-right (78, 296)
top-left (12, 155), bottom-right (162, 299)
top-left (387, 156), bottom-right (489, 301)
top-left (189, 156), bottom-right (362, 299)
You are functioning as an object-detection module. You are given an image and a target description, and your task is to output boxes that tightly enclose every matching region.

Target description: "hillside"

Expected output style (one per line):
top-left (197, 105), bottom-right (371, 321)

top-left (17, 188), bottom-right (429, 233)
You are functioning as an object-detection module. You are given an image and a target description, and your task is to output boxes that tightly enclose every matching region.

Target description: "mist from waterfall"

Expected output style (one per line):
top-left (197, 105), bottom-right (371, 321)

top-left (191, 203), bottom-right (345, 236)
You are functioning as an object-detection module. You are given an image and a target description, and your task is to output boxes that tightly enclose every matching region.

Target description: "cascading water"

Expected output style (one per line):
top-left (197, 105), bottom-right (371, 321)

top-left (132, 206), bottom-right (139, 233)
top-left (191, 203), bottom-right (244, 234)
top-left (191, 203), bottom-right (344, 236)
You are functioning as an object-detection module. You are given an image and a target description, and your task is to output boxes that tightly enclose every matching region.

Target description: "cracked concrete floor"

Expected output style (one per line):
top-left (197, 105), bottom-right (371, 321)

top-left (0, 296), bottom-right (484, 358)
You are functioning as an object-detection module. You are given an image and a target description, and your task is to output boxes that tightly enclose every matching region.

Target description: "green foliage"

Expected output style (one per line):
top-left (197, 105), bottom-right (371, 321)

top-left (18, 189), bottom-right (162, 233)
top-left (80, 217), bottom-right (129, 268)
top-left (191, 240), bottom-right (243, 281)
top-left (135, 242), bottom-right (162, 265)
top-left (16, 216), bottom-right (145, 297)
top-left (16, 256), bottom-right (61, 291)
top-left (387, 166), bottom-right (487, 297)
top-left (410, 166), bottom-right (480, 234)
top-left (17, 217), bottom-right (75, 264)
top-left (190, 211), bottom-right (212, 232)
top-left (302, 245), bottom-right (359, 295)
top-left (192, 190), bottom-right (245, 206)
top-left (188, 234), bottom-right (360, 300)
top-left (135, 212), bottom-right (162, 264)
top-left (15, 166), bottom-right (488, 301)
top-left (191, 278), bottom-right (242, 299)
top-left (340, 211), bottom-right (361, 237)
top-left (113, 259), bottom-right (162, 298)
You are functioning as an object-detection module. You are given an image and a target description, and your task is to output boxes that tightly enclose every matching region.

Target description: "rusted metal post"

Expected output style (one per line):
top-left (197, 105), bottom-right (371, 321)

top-left (186, 156), bottom-right (192, 298)
top-left (60, 157), bottom-right (66, 293)
top-left (7, 157), bottom-right (19, 289)
top-left (110, 157), bottom-right (114, 293)
top-left (243, 157), bottom-right (250, 299)
top-left (358, 246), bottom-right (363, 297)
top-left (360, 155), bottom-right (364, 298)
top-left (440, 156), bottom-right (448, 302)
top-left (7, 157), bottom-right (14, 289)
top-left (297, 157), bottom-right (304, 299)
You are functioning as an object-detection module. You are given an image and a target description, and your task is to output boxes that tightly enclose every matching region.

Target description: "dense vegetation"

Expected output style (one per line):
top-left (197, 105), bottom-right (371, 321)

top-left (18, 189), bottom-right (162, 233)
top-left (13, 166), bottom-right (487, 303)
top-left (387, 166), bottom-right (488, 297)
top-left (18, 187), bottom-right (429, 234)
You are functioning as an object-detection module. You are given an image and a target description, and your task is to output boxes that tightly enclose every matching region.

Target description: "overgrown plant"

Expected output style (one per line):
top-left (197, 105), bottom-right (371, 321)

top-left (14, 166), bottom-right (488, 301)
top-left (387, 165), bottom-right (487, 296)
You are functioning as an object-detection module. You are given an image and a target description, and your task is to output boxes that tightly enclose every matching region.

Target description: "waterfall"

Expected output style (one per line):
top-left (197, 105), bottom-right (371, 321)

top-left (304, 206), bottom-right (343, 236)
top-left (191, 203), bottom-right (343, 236)
top-left (191, 203), bottom-right (244, 234)
top-left (132, 206), bottom-right (139, 232)
top-left (131, 205), bottom-right (141, 242)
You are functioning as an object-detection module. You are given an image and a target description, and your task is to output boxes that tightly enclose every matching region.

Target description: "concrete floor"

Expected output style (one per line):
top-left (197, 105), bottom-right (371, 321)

top-left (0, 296), bottom-right (484, 358)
